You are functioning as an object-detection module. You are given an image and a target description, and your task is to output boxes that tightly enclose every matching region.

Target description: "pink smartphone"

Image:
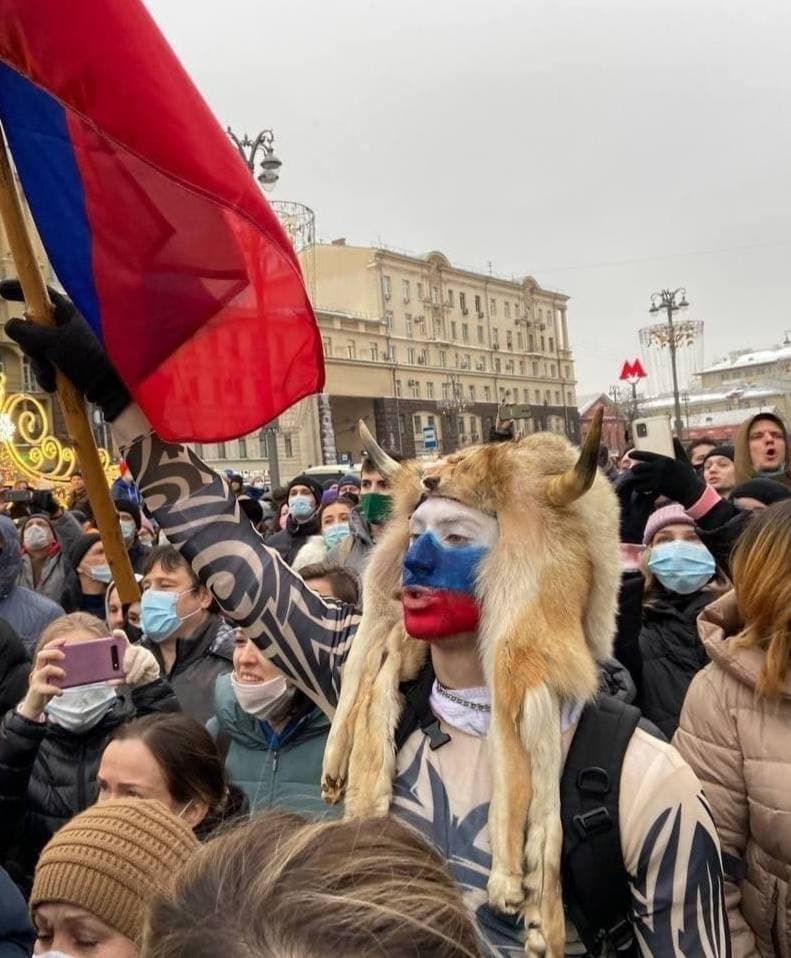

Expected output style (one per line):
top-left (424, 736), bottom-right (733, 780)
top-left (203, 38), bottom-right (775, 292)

top-left (58, 636), bottom-right (125, 688)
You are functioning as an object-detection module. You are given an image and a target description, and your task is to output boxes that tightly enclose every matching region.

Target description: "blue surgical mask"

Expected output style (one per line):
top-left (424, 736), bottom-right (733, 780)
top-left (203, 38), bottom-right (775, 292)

top-left (647, 541), bottom-right (716, 595)
top-left (323, 522), bottom-right (351, 550)
top-left (88, 563), bottom-right (113, 584)
top-left (141, 588), bottom-right (199, 643)
top-left (288, 495), bottom-right (315, 520)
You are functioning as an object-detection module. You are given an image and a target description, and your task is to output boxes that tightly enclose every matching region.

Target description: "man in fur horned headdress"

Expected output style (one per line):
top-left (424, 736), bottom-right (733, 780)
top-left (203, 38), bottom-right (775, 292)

top-left (2, 284), bottom-right (730, 957)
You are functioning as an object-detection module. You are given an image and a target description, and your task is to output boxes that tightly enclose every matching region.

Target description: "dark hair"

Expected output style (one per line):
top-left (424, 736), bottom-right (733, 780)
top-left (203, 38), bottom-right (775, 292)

top-left (361, 450), bottom-right (403, 475)
top-left (112, 714), bottom-right (244, 839)
top-left (687, 436), bottom-right (717, 455)
top-left (318, 494), bottom-right (357, 524)
top-left (299, 561), bottom-right (361, 607)
top-left (142, 545), bottom-right (199, 588)
top-left (142, 811), bottom-right (480, 958)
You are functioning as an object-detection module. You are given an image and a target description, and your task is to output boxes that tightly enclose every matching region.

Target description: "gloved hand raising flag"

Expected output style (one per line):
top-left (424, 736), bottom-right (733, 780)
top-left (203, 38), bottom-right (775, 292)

top-left (0, 0), bottom-right (324, 442)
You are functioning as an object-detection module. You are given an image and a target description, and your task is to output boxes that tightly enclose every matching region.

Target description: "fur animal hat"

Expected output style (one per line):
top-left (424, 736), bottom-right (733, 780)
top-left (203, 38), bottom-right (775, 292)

top-left (321, 410), bottom-right (619, 957)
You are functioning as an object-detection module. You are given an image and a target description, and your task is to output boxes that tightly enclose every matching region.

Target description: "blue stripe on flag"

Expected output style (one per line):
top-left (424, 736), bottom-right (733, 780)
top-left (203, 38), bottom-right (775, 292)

top-left (0, 63), bottom-right (102, 337)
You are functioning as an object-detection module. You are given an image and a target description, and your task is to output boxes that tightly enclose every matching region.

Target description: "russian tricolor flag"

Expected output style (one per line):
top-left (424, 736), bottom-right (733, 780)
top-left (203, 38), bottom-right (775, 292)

top-left (0, 0), bottom-right (324, 442)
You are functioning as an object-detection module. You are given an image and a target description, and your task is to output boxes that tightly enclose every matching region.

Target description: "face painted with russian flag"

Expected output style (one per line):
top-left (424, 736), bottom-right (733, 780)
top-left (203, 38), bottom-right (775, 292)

top-left (401, 497), bottom-right (498, 641)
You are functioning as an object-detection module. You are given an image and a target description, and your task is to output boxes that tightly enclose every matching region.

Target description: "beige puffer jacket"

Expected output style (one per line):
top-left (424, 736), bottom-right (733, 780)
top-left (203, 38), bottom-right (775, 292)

top-left (674, 591), bottom-right (791, 958)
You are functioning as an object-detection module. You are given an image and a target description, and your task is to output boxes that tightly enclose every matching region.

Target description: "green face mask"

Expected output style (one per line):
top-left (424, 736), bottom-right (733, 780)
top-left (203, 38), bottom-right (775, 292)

top-left (360, 491), bottom-right (393, 525)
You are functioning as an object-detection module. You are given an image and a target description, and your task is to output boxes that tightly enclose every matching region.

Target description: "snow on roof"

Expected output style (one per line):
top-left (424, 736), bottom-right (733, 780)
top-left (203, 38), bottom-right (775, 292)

top-left (702, 342), bottom-right (791, 374)
top-left (641, 383), bottom-right (785, 410)
top-left (685, 406), bottom-right (779, 429)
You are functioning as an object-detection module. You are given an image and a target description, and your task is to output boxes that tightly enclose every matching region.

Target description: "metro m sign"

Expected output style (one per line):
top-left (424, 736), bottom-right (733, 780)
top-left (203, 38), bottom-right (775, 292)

top-left (619, 358), bottom-right (647, 384)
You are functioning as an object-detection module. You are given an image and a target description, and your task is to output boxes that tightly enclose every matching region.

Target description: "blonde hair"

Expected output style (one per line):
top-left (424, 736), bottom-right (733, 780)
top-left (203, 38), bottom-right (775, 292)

top-left (142, 811), bottom-right (481, 958)
top-left (35, 612), bottom-right (106, 655)
top-left (732, 500), bottom-right (791, 697)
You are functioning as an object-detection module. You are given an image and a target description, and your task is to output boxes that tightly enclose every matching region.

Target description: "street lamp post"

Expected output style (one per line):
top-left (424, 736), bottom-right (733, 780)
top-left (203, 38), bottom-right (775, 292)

top-left (649, 287), bottom-right (689, 439)
top-left (228, 126), bottom-right (283, 487)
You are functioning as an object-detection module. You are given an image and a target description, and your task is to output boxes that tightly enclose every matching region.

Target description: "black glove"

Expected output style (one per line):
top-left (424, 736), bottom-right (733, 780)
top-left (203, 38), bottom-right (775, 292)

top-left (0, 280), bottom-right (131, 421)
top-left (614, 471), bottom-right (657, 543)
top-left (630, 441), bottom-right (705, 508)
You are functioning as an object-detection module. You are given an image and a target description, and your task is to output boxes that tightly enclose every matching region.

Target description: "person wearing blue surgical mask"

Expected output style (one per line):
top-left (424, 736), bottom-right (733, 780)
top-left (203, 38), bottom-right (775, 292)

top-left (636, 503), bottom-right (728, 737)
top-left (266, 475), bottom-right (324, 567)
top-left (291, 496), bottom-right (356, 573)
top-left (68, 534), bottom-right (113, 618)
top-left (139, 546), bottom-right (233, 724)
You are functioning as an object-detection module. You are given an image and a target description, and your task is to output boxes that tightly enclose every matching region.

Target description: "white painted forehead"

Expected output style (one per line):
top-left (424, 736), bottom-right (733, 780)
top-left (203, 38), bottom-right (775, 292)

top-left (410, 496), bottom-right (498, 545)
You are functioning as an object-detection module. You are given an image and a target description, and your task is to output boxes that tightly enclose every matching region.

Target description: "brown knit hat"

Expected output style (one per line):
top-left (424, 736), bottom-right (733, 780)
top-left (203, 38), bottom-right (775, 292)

top-left (31, 799), bottom-right (199, 943)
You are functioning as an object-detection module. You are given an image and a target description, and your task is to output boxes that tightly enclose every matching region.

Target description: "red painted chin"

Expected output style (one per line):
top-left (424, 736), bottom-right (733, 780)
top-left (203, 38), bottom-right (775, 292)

top-left (401, 587), bottom-right (480, 641)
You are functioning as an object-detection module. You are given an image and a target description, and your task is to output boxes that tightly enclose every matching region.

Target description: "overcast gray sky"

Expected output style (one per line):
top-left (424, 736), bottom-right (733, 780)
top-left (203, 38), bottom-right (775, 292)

top-left (148, 0), bottom-right (791, 396)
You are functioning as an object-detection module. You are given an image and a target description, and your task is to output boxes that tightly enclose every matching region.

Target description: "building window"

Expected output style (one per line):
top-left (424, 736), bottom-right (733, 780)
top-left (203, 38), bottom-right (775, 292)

top-left (506, 330), bottom-right (513, 350)
top-left (415, 315), bottom-right (425, 336)
top-left (474, 294), bottom-right (482, 316)
top-left (238, 437), bottom-right (248, 459)
top-left (450, 321), bottom-right (458, 340)
top-left (494, 357), bottom-right (501, 372)
top-left (420, 348), bottom-right (429, 364)
top-left (217, 441), bottom-right (227, 459)
top-left (492, 328), bottom-right (499, 347)
top-left (564, 365), bottom-right (570, 378)
top-left (517, 331), bottom-right (524, 350)
top-left (427, 381), bottom-right (435, 399)
top-left (346, 340), bottom-right (356, 360)
top-left (389, 345), bottom-right (398, 362)
top-left (545, 389), bottom-right (552, 402)
top-left (458, 416), bottom-right (466, 435)
top-left (484, 385), bottom-right (492, 402)
top-left (22, 357), bottom-right (38, 392)
top-left (384, 311), bottom-right (393, 331)
top-left (519, 360), bottom-right (525, 375)
top-left (370, 343), bottom-right (379, 361)
top-left (475, 325), bottom-right (482, 344)
top-left (528, 334), bottom-right (535, 351)
top-left (532, 361), bottom-right (540, 377)
top-left (382, 275), bottom-right (391, 300)
top-left (442, 381), bottom-right (451, 399)
top-left (460, 291), bottom-right (467, 313)
top-left (459, 323), bottom-right (468, 343)
top-left (405, 314), bottom-right (413, 336)
top-left (417, 282), bottom-right (424, 300)
top-left (410, 381), bottom-right (420, 399)
top-left (543, 363), bottom-right (549, 376)
top-left (322, 337), bottom-right (332, 357)
top-left (468, 384), bottom-right (476, 401)
top-left (535, 389), bottom-right (541, 403)
top-left (395, 380), bottom-right (402, 397)
top-left (431, 286), bottom-right (440, 305)
top-left (447, 289), bottom-right (454, 307)
top-left (402, 279), bottom-right (410, 303)
top-left (284, 435), bottom-right (293, 458)
top-left (551, 363), bottom-right (556, 377)
top-left (549, 337), bottom-right (554, 352)
top-left (439, 350), bottom-right (447, 367)
top-left (541, 336), bottom-right (546, 351)
top-left (407, 347), bottom-right (415, 364)
top-left (414, 414), bottom-right (422, 434)
top-left (490, 299), bottom-right (497, 316)
top-left (504, 301), bottom-right (511, 319)
top-left (454, 352), bottom-right (460, 368)
top-left (555, 390), bottom-right (561, 404)
top-left (523, 388), bottom-right (529, 403)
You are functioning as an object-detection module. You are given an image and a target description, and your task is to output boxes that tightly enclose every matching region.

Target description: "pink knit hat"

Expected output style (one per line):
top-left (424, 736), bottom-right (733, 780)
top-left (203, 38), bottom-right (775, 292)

top-left (642, 503), bottom-right (694, 546)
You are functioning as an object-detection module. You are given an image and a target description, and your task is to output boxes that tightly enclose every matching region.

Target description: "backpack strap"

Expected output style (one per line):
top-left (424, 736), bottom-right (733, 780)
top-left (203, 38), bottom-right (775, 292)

top-left (561, 696), bottom-right (641, 956)
top-left (394, 660), bottom-right (451, 752)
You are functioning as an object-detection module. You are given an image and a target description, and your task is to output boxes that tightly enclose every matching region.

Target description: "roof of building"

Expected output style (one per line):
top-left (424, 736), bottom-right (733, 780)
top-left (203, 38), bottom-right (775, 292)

top-left (685, 405), bottom-right (781, 429)
top-left (701, 342), bottom-right (791, 374)
top-left (641, 382), bottom-right (786, 411)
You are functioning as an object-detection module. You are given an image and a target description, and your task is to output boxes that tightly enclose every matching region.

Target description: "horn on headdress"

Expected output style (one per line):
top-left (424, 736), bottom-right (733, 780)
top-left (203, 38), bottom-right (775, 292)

top-left (545, 407), bottom-right (603, 507)
top-left (358, 420), bottom-right (402, 480)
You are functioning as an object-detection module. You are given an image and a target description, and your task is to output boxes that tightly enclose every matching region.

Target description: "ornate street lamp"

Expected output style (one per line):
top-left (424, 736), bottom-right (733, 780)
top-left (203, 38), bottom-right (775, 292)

top-left (648, 287), bottom-right (690, 439)
top-left (226, 127), bottom-right (282, 192)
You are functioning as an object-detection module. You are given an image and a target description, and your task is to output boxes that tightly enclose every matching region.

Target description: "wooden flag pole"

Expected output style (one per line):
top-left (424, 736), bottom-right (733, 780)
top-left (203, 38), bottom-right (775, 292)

top-left (0, 131), bottom-right (140, 605)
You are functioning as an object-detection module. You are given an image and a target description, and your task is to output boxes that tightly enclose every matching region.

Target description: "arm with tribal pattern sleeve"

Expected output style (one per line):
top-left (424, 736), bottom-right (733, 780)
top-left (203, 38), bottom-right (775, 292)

top-left (619, 729), bottom-right (732, 958)
top-left (117, 413), bottom-right (359, 718)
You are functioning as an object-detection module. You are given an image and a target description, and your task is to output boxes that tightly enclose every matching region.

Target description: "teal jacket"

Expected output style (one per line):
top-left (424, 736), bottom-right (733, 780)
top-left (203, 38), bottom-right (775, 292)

top-left (208, 673), bottom-right (337, 818)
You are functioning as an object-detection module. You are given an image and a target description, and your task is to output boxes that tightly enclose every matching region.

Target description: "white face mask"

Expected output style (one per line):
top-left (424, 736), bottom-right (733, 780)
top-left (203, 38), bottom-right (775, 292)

top-left (231, 673), bottom-right (295, 720)
top-left (45, 682), bottom-right (117, 733)
top-left (120, 518), bottom-right (137, 545)
top-left (23, 525), bottom-right (53, 551)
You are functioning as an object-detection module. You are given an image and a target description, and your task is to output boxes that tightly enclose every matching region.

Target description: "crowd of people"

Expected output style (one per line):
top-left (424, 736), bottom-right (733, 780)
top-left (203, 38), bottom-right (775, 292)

top-left (0, 281), bottom-right (789, 957)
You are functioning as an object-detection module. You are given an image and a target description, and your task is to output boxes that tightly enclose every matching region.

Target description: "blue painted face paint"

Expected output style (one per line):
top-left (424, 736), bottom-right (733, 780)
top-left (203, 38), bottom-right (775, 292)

top-left (402, 531), bottom-right (488, 595)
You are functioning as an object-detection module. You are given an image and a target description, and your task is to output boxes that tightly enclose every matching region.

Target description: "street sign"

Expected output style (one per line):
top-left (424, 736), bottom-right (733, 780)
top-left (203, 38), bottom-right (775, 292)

top-left (619, 358), bottom-right (647, 385)
top-left (423, 426), bottom-right (438, 450)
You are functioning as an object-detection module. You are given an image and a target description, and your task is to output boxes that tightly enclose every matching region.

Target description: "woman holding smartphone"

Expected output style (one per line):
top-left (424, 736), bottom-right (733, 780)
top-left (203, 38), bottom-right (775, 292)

top-left (0, 612), bottom-right (178, 895)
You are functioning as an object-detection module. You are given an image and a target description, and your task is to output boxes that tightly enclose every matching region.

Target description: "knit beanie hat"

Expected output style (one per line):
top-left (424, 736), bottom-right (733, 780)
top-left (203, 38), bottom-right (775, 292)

top-left (703, 445), bottom-right (735, 464)
top-left (642, 502), bottom-right (695, 546)
top-left (112, 495), bottom-right (142, 530)
top-left (67, 531), bottom-right (102, 570)
top-left (287, 474), bottom-right (324, 507)
top-left (30, 799), bottom-right (198, 944)
top-left (730, 478), bottom-right (791, 506)
top-left (339, 473), bottom-right (361, 489)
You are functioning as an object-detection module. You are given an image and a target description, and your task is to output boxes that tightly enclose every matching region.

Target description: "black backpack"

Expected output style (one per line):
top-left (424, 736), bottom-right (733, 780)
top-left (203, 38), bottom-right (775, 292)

top-left (395, 666), bottom-right (641, 957)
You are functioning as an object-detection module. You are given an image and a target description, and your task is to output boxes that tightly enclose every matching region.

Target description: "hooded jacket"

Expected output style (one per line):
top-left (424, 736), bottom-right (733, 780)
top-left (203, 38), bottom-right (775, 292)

top-left (266, 512), bottom-right (322, 566)
top-left (0, 517), bottom-right (62, 653)
top-left (733, 412), bottom-right (791, 489)
top-left (638, 587), bottom-right (714, 739)
top-left (674, 592), bottom-right (791, 958)
top-left (144, 614), bottom-right (233, 724)
top-left (0, 621), bottom-right (29, 717)
top-left (0, 679), bottom-right (179, 895)
top-left (207, 672), bottom-right (334, 817)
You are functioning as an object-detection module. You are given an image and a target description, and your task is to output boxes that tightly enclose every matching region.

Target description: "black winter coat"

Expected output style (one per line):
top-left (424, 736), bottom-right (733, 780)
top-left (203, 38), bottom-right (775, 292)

top-left (0, 622), bottom-right (29, 718)
top-left (637, 588), bottom-right (714, 739)
top-left (0, 679), bottom-right (179, 895)
top-left (266, 513), bottom-right (321, 566)
top-left (0, 866), bottom-right (34, 957)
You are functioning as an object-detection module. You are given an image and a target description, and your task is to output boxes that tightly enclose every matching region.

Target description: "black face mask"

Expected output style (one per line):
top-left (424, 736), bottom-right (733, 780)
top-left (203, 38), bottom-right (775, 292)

top-left (125, 623), bottom-right (143, 644)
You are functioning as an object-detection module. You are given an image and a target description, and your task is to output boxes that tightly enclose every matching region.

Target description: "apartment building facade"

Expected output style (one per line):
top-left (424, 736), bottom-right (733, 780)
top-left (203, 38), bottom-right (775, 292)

top-left (303, 242), bottom-right (579, 462)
